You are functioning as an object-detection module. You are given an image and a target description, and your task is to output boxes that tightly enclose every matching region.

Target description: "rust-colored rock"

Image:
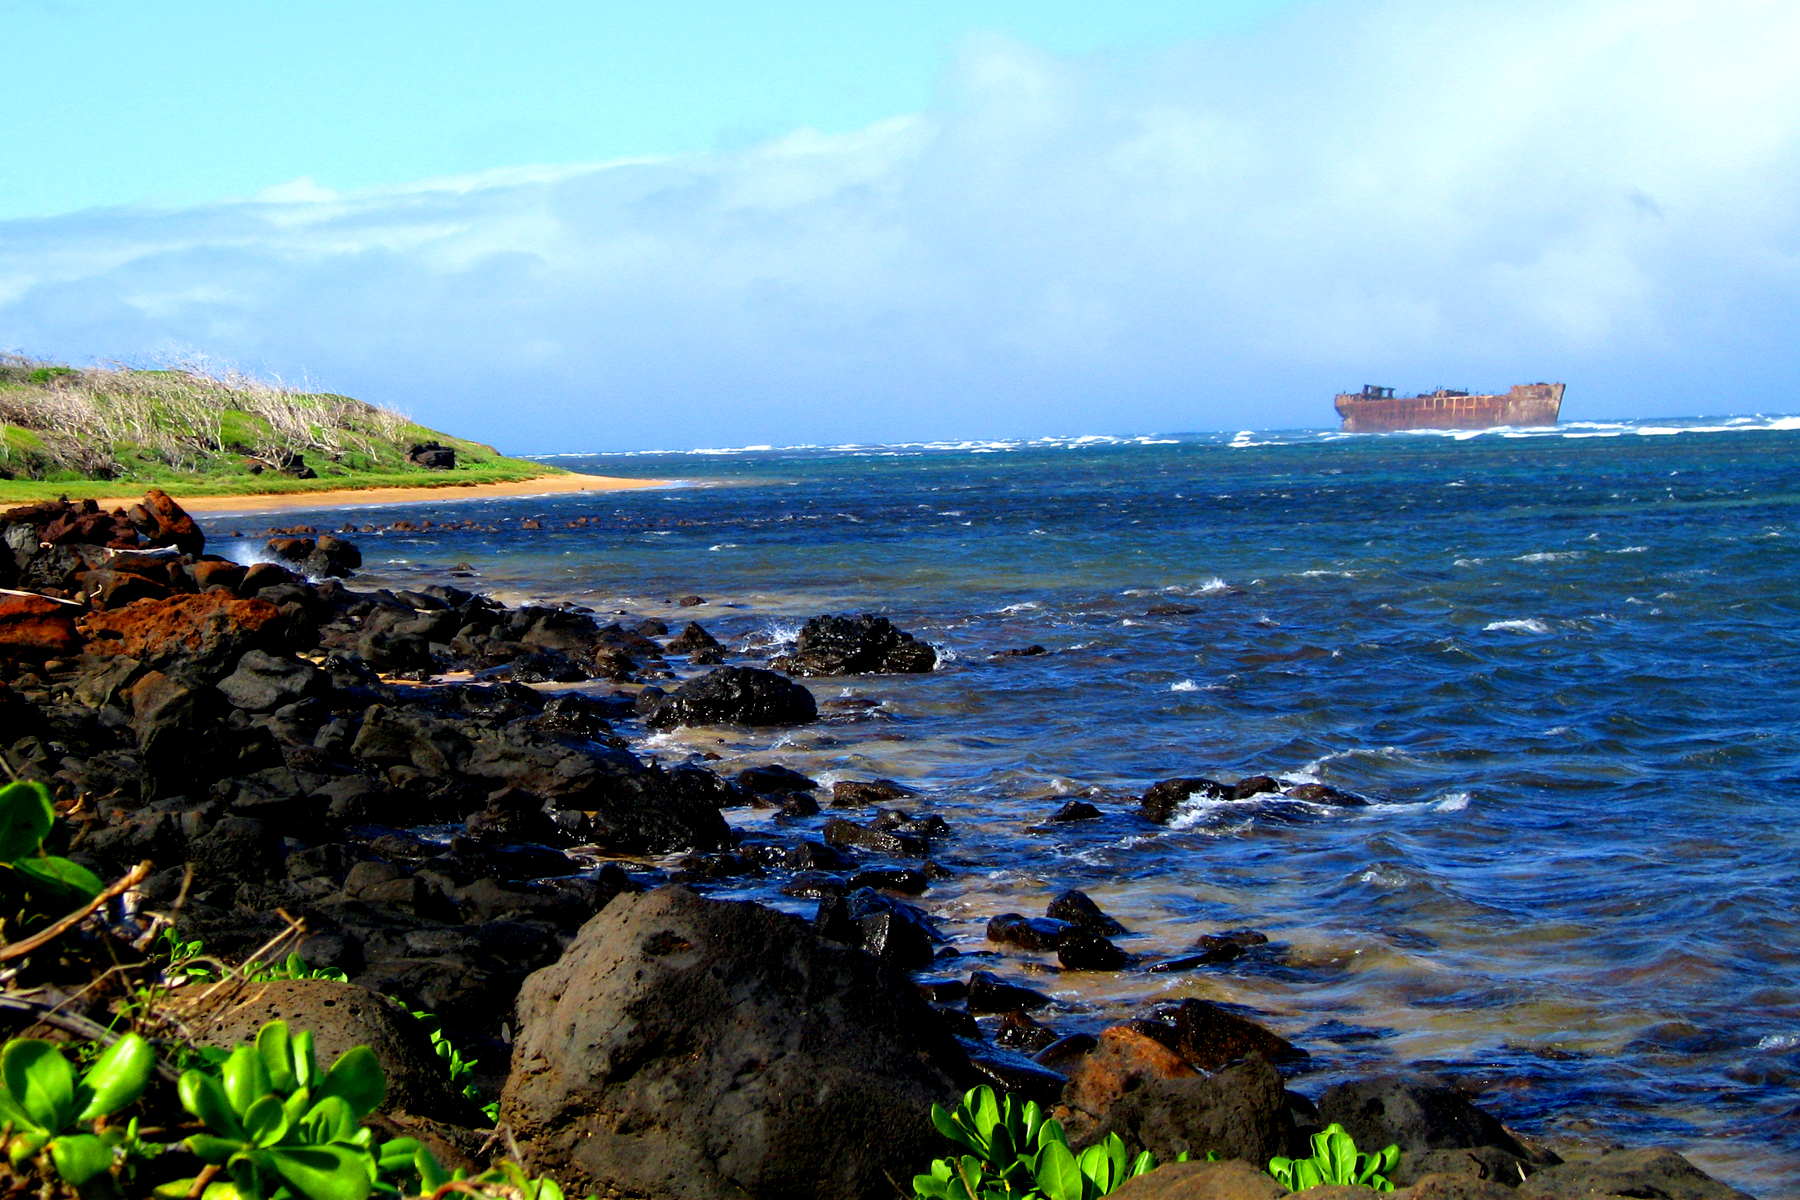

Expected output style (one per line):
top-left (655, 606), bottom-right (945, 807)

top-left (0, 594), bottom-right (82, 659)
top-left (84, 591), bottom-right (282, 677)
top-left (1105, 1159), bottom-right (1289, 1200)
top-left (1063, 1024), bottom-right (1199, 1116)
top-left (136, 488), bottom-right (205, 555)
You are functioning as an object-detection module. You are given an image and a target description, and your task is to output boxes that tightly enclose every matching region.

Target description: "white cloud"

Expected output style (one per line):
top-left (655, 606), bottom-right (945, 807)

top-left (3, 0), bottom-right (1799, 451)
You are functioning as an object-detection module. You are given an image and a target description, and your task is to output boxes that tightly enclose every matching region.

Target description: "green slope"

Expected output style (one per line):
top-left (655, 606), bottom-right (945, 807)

top-left (0, 357), bottom-right (558, 502)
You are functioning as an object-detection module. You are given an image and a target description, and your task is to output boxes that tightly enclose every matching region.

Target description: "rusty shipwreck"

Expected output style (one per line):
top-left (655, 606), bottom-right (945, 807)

top-left (1335, 383), bottom-right (1564, 432)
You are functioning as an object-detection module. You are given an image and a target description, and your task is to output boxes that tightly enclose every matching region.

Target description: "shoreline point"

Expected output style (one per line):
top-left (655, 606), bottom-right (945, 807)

top-left (94, 471), bottom-right (671, 516)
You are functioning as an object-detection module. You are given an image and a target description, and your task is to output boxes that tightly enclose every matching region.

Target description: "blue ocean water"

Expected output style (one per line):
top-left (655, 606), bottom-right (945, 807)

top-left (208, 416), bottom-right (1800, 1196)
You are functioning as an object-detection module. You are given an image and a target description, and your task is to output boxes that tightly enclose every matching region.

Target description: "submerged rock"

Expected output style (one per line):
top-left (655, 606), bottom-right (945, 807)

top-left (1140, 777), bottom-right (1230, 823)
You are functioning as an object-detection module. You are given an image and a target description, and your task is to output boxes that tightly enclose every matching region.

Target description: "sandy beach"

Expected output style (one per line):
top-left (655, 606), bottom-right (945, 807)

top-left (93, 470), bottom-right (669, 515)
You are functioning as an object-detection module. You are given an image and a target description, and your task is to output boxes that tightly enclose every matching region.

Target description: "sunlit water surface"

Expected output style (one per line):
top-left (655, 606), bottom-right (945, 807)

top-left (203, 418), bottom-right (1800, 1196)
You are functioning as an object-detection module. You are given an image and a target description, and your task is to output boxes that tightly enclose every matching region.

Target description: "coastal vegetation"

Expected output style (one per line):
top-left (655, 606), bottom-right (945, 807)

top-left (0, 356), bottom-right (554, 502)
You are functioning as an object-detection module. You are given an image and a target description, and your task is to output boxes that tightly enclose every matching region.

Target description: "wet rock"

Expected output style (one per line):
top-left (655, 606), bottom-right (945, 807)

top-left (992, 645), bottom-right (1049, 657)
top-left (814, 888), bottom-right (941, 968)
top-left (737, 764), bottom-right (818, 794)
top-left (86, 591), bottom-right (285, 681)
top-left (871, 809), bottom-right (950, 839)
top-left (780, 871), bottom-right (847, 899)
top-left (1142, 604), bottom-right (1204, 617)
top-left (267, 537), bottom-right (315, 562)
top-left (1058, 931), bottom-right (1128, 971)
top-left (216, 649), bottom-right (327, 712)
top-left (822, 816), bottom-right (928, 858)
top-left (1317, 1075), bottom-right (1532, 1162)
top-left (675, 594), bottom-right (705, 607)
top-left (918, 978), bottom-right (969, 1003)
top-left (1034, 1033), bottom-right (1098, 1074)
top-left (1084, 1056), bottom-right (1290, 1168)
top-left (1518, 1148), bottom-right (1748, 1200)
top-left (1231, 776), bottom-right (1281, 800)
top-left (1153, 999), bottom-right (1306, 1071)
top-left (1141, 778), bottom-right (1230, 823)
top-left (304, 534), bottom-right (362, 578)
top-left (848, 868), bottom-right (930, 895)
top-left (966, 970), bottom-right (1053, 1013)
top-left (643, 666), bottom-right (818, 728)
top-left (988, 913), bottom-right (1074, 952)
top-left (666, 622), bottom-right (721, 653)
top-left (1046, 889), bottom-right (1128, 936)
top-left (0, 594), bottom-right (81, 659)
top-left (1063, 1024), bottom-right (1200, 1115)
top-left (1104, 1159), bottom-right (1289, 1200)
top-left (966, 1047), bottom-right (1071, 1106)
top-left (1283, 783), bottom-right (1370, 807)
top-left (1393, 1147), bottom-right (1539, 1189)
top-left (771, 613), bottom-right (937, 676)
top-left (500, 885), bottom-right (972, 1200)
top-left (136, 489), bottom-right (205, 555)
top-left (996, 1010), bottom-right (1060, 1053)
top-left (1047, 800), bottom-right (1102, 822)
top-left (1149, 931), bottom-right (1269, 973)
top-left (830, 778), bottom-right (915, 807)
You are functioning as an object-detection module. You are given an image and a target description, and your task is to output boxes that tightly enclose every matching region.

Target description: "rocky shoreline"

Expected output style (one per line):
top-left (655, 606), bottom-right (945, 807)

top-left (0, 491), bottom-right (1760, 1199)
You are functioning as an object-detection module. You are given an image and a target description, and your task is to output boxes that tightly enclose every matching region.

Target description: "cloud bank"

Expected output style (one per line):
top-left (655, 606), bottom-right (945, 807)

top-left (3, 0), bottom-right (1798, 451)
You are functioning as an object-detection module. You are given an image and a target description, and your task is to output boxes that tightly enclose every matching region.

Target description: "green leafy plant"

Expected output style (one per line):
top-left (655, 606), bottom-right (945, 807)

top-left (400, 1005), bottom-right (496, 1123)
top-left (159, 1020), bottom-right (387, 1200)
top-left (1268, 1124), bottom-right (1399, 1192)
top-left (0, 779), bottom-right (103, 909)
top-left (914, 1086), bottom-right (1158, 1200)
top-left (0, 1033), bottom-right (156, 1198)
top-left (245, 951), bottom-right (350, 984)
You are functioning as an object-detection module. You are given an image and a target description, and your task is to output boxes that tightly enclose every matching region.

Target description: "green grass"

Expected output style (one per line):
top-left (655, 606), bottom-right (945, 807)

top-left (0, 356), bottom-right (559, 503)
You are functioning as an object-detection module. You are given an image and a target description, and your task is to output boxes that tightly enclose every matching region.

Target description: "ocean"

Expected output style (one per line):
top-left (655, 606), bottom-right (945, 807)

top-left (206, 416), bottom-right (1800, 1196)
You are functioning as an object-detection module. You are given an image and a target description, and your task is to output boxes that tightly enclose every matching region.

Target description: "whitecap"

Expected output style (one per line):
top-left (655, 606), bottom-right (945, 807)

top-left (1169, 680), bottom-right (1200, 692)
top-left (997, 601), bottom-right (1042, 614)
top-left (1484, 618), bottom-right (1553, 634)
top-left (1756, 1033), bottom-right (1800, 1051)
top-left (707, 543), bottom-right (739, 551)
top-left (1432, 792), bottom-right (1472, 813)
top-left (1514, 551), bottom-right (1582, 563)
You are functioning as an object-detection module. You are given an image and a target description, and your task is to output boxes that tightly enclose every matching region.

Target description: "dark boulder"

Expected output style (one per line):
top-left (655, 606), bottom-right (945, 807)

top-left (1283, 782), bottom-right (1370, 806)
top-left (967, 970), bottom-right (1053, 1013)
top-left (407, 442), bottom-right (456, 469)
top-left (1082, 1056), bottom-right (1290, 1167)
top-left (666, 622), bottom-right (721, 653)
top-left (216, 649), bottom-right (327, 712)
top-left (988, 913), bottom-right (1073, 952)
top-left (1047, 800), bottom-right (1102, 823)
top-left (814, 887), bottom-right (940, 968)
top-left (1518, 1148), bottom-right (1749, 1200)
top-left (1231, 776), bottom-right (1281, 800)
top-left (1316, 1073), bottom-right (1532, 1161)
top-left (1140, 778), bottom-right (1230, 823)
top-left (643, 666), bottom-right (817, 728)
top-left (737, 764), bottom-right (818, 794)
top-left (1153, 999), bottom-right (1306, 1071)
top-left (1047, 889), bottom-right (1128, 935)
top-left (822, 816), bottom-right (927, 858)
top-left (1058, 931), bottom-right (1128, 971)
top-left (500, 886), bottom-right (973, 1200)
top-left (771, 613), bottom-right (937, 676)
top-left (830, 778), bottom-right (915, 807)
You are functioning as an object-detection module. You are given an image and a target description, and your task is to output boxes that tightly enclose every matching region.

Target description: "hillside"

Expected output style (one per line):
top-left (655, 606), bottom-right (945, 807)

top-left (0, 356), bottom-right (557, 501)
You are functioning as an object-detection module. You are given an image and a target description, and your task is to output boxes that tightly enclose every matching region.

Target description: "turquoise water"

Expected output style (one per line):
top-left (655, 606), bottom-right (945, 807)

top-left (209, 417), bottom-right (1800, 1196)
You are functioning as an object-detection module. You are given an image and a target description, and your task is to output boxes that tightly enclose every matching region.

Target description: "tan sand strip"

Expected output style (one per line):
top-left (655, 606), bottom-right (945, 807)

top-left (94, 471), bottom-right (670, 516)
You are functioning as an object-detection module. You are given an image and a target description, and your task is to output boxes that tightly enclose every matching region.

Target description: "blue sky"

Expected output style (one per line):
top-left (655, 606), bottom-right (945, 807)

top-left (3, 0), bottom-right (1798, 452)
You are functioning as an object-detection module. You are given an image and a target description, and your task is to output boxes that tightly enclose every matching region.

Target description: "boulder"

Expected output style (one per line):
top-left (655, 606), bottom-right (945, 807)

top-left (1105, 1159), bottom-right (1289, 1200)
top-left (1518, 1148), bottom-right (1750, 1200)
top-left (643, 666), bottom-right (818, 728)
top-left (500, 886), bottom-right (973, 1200)
top-left (1064, 1024), bottom-right (1199, 1115)
top-left (174, 979), bottom-right (483, 1125)
top-left (1141, 778), bottom-right (1230, 823)
top-left (407, 443), bottom-right (456, 469)
top-left (216, 649), bottom-right (327, 712)
top-left (831, 778), bottom-right (914, 807)
top-left (1316, 1074), bottom-right (1530, 1160)
top-left (85, 591), bottom-right (285, 681)
top-left (771, 613), bottom-right (937, 676)
top-left (1083, 1056), bottom-right (1290, 1167)
top-left (666, 622), bottom-right (721, 653)
top-left (134, 489), bottom-right (205, 555)
top-left (1156, 1000), bottom-right (1305, 1071)
top-left (0, 594), bottom-right (81, 659)
top-left (1047, 889), bottom-right (1129, 935)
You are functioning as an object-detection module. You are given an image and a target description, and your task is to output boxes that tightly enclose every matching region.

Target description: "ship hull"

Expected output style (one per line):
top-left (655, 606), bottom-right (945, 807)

top-left (1335, 383), bottom-right (1564, 432)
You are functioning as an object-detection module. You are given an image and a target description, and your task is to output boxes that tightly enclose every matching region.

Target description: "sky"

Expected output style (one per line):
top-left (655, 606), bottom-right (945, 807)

top-left (2, 0), bottom-right (1798, 452)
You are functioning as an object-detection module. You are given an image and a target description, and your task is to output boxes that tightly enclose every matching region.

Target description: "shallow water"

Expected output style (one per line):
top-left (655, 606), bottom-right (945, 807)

top-left (204, 417), bottom-right (1800, 1197)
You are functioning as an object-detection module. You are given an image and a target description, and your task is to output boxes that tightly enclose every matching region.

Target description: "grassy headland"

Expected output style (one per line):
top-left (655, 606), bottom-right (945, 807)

top-left (0, 355), bottom-right (560, 503)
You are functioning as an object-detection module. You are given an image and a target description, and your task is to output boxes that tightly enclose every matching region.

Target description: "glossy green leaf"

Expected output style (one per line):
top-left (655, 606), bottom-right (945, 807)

top-left (0, 1084), bottom-right (36, 1133)
top-left (1034, 1138), bottom-right (1086, 1200)
top-left (971, 1087), bottom-right (1000, 1149)
top-left (5, 1039), bottom-right (76, 1133)
top-left (292, 1030), bottom-right (318, 1091)
top-left (221, 1046), bottom-right (271, 1117)
top-left (178, 1070), bottom-right (244, 1140)
top-left (48, 1132), bottom-right (113, 1186)
top-left (1129, 1150), bottom-right (1157, 1179)
top-left (266, 1144), bottom-right (374, 1200)
top-left (14, 855), bottom-right (104, 904)
top-left (0, 781), bottom-right (54, 863)
top-left (242, 1094), bottom-right (290, 1149)
top-left (315, 1047), bottom-right (385, 1122)
top-left (182, 1133), bottom-right (245, 1165)
top-left (1036, 1119), bottom-right (1068, 1150)
top-left (79, 1033), bottom-right (155, 1121)
top-left (257, 1022), bottom-right (297, 1095)
top-left (300, 1094), bottom-right (362, 1145)
top-left (8, 1127), bottom-right (50, 1164)
top-left (416, 1145), bottom-right (451, 1192)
